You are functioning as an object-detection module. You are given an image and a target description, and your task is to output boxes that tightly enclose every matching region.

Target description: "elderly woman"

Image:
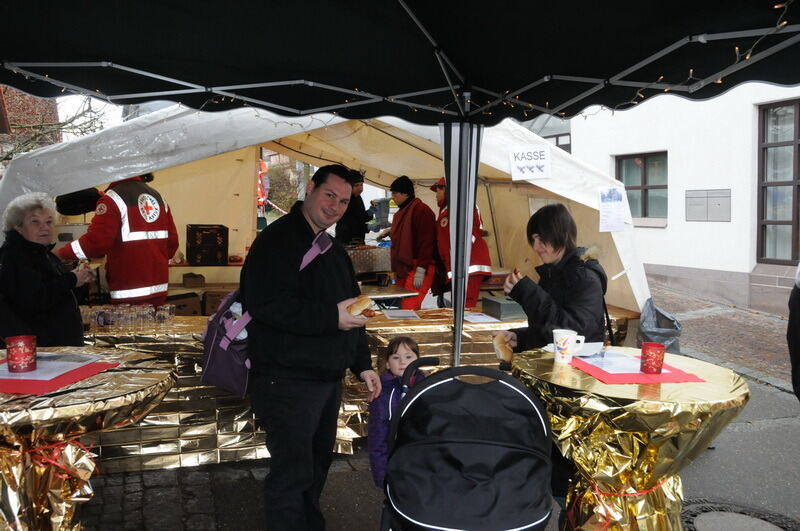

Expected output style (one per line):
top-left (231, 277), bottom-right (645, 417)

top-left (0, 192), bottom-right (94, 347)
top-left (495, 203), bottom-right (607, 351)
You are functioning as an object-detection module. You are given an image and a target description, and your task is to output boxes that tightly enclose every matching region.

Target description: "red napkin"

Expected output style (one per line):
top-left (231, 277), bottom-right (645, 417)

top-left (0, 361), bottom-right (119, 395)
top-left (570, 356), bottom-right (705, 385)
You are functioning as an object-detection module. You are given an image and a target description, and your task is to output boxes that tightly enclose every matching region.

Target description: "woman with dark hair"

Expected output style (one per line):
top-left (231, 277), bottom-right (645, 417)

top-left (494, 202), bottom-right (607, 352)
top-left (494, 202), bottom-right (607, 503)
top-left (0, 192), bottom-right (94, 347)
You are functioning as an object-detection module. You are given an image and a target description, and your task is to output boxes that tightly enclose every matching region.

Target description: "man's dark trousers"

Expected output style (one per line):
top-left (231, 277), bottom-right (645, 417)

top-left (788, 285), bottom-right (800, 403)
top-left (251, 375), bottom-right (342, 530)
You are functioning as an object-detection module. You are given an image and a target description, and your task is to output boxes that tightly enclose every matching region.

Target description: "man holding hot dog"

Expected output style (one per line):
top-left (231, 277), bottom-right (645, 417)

top-left (240, 163), bottom-right (381, 531)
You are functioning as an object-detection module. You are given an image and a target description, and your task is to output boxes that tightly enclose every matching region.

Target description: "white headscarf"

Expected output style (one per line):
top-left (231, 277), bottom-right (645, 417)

top-left (795, 262), bottom-right (800, 289)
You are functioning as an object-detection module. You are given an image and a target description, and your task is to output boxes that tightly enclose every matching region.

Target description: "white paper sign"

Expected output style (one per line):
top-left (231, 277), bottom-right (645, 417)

top-left (599, 187), bottom-right (626, 232)
top-left (509, 144), bottom-right (551, 181)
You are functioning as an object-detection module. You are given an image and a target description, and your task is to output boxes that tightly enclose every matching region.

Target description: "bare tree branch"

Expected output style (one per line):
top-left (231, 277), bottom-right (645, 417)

top-left (1, 97), bottom-right (105, 162)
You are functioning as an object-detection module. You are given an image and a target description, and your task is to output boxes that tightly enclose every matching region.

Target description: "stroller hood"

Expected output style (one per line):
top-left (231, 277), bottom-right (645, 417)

top-left (385, 366), bottom-right (552, 531)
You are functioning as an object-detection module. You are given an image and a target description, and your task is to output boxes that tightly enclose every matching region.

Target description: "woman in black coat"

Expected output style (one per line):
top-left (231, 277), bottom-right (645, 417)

top-left (0, 192), bottom-right (94, 348)
top-left (496, 203), bottom-right (607, 352)
top-left (493, 202), bottom-right (608, 503)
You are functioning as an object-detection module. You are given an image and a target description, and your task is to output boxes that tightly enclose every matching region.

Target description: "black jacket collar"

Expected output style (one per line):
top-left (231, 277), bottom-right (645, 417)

top-left (3, 229), bottom-right (55, 253)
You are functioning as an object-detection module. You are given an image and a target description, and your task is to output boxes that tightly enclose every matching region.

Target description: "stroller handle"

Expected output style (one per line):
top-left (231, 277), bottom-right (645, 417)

top-left (401, 356), bottom-right (440, 388)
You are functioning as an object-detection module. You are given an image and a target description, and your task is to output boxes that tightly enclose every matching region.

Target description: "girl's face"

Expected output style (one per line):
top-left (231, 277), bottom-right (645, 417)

top-left (387, 343), bottom-right (418, 378)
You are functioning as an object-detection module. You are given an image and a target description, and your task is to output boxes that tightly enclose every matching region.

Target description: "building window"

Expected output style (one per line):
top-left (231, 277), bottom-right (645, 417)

top-left (758, 101), bottom-right (799, 264)
top-left (543, 133), bottom-right (571, 153)
top-left (616, 152), bottom-right (668, 218)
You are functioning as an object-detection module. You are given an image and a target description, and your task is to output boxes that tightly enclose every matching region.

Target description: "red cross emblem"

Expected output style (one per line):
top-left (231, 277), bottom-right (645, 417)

top-left (138, 193), bottom-right (161, 223)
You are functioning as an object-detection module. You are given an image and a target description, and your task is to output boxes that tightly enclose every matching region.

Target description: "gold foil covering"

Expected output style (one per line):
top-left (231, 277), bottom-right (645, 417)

top-left (89, 339), bottom-right (269, 473)
top-left (513, 347), bottom-right (750, 530)
top-left (0, 347), bottom-right (174, 530)
top-left (79, 307), bottom-right (636, 478)
top-left (84, 315), bottom-right (206, 347)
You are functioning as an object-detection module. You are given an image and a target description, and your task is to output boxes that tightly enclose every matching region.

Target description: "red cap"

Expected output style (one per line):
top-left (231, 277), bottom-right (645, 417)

top-left (430, 177), bottom-right (446, 191)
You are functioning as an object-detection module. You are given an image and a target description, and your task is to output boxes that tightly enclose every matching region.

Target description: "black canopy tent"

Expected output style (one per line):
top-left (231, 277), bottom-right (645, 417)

top-left (2, 0), bottom-right (799, 363)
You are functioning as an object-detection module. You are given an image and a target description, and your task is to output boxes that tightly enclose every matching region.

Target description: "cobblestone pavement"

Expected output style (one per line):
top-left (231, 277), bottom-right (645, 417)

top-left (76, 282), bottom-right (796, 530)
top-left (78, 454), bottom-right (386, 531)
top-left (649, 280), bottom-right (792, 388)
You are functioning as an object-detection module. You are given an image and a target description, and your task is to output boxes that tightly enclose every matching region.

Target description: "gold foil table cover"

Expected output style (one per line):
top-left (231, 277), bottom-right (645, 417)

top-left (0, 347), bottom-right (175, 531)
top-left (513, 347), bottom-right (750, 530)
top-left (366, 308), bottom-right (527, 370)
top-left (86, 339), bottom-right (269, 473)
top-left (84, 315), bottom-right (208, 347)
top-left (84, 309), bottom-right (552, 474)
top-left (81, 316), bottom-right (353, 472)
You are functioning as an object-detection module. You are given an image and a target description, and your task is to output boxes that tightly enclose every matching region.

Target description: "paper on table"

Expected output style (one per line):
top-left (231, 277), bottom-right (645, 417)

top-left (463, 312), bottom-right (500, 323)
top-left (382, 309), bottom-right (421, 320)
top-left (0, 353), bottom-right (102, 381)
top-left (543, 342), bottom-right (605, 357)
top-left (579, 350), bottom-right (671, 374)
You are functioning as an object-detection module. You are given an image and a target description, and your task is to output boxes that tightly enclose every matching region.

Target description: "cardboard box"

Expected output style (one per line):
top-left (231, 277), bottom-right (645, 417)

top-left (203, 290), bottom-right (230, 316)
top-left (182, 273), bottom-right (206, 288)
top-left (481, 295), bottom-right (525, 320)
top-left (168, 293), bottom-right (202, 316)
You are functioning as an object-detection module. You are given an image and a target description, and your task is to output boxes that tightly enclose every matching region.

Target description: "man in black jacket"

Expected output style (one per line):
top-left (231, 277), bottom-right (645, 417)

top-left (334, 169), bottom-right (371, 245)
top-left (241, 164), bottom-right (381, 531)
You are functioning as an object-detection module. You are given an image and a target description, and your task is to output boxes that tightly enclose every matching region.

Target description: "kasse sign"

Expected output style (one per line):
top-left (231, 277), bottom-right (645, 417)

top-left (509, 144), bottom-right (552, 181)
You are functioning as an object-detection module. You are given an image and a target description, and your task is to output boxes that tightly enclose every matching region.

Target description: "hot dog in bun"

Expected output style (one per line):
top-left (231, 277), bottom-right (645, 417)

top-left (347, 294), bottom-right (375, 317)
top-left (493, 334), bottom-right (514, 370)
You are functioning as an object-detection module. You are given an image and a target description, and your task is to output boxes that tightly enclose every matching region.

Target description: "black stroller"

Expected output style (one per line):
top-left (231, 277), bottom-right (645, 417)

top-left (380, 357), bottom-right (553, 531)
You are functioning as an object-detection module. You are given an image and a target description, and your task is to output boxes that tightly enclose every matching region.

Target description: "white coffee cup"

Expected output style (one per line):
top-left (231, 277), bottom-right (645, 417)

top-left (553, 329), bottom-right (584, 363)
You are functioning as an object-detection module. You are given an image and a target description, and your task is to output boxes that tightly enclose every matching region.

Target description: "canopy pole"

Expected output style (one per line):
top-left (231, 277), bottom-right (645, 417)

top-left (440, 115), bottom-right (483, 367)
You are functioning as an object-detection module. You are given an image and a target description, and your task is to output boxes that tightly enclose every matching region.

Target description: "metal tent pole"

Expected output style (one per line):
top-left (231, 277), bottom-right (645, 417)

top-left (440, 118), bottom-right (483, 366)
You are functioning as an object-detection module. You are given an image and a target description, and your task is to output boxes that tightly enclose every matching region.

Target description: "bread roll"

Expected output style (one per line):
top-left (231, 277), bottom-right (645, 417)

top-left (493, 334), bottom-right (514, 363)
top-left (347, 294), bottom-right (372, 316)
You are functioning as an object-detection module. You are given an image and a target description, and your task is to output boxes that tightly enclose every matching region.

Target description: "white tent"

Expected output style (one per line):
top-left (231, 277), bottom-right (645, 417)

top-left (0, 104), bottom-right (649, 311)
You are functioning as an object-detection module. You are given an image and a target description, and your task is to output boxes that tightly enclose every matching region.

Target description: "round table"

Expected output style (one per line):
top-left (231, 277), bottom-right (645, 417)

top-left (0, 347), bottom-right (174, 530)
top-left (513, 347), bottom-right (750, 530)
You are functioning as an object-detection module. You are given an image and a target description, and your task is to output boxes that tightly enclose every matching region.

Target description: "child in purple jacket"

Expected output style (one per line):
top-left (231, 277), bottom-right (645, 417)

top-left (367, 336), bottom-right (425, 487)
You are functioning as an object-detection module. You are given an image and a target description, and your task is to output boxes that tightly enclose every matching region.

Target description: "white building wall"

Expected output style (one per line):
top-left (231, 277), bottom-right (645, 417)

top-left (571, 82), bottom-right (800, 276)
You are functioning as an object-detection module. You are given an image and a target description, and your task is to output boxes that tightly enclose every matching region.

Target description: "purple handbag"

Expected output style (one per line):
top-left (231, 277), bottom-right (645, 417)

top-left (201, 289), bottom-right (252, 397)
top-left (202, 232), bottom-right (332, 396)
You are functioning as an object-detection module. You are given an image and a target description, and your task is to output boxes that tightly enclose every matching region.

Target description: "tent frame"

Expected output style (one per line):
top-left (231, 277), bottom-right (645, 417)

top-left (5, 24), bottom-right (799, 122)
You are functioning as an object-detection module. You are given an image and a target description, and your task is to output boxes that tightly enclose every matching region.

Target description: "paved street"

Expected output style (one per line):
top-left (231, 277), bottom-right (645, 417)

top-left (78, 280), bottom-right (800, 530)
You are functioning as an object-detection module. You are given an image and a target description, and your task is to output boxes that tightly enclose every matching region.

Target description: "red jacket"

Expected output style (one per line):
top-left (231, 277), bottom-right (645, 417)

top-left (436, 205), bottom-right (492, 279)
top-left (56, 178), bottom-right (179, 302)
top-left (389, 197), bottom-right (436, 279)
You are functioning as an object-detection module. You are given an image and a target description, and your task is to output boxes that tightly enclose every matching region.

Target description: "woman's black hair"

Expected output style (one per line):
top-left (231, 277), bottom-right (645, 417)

top-left (384, 336), bottom-right (420, 361)
top-left (526, 203), bottom-right (577, 253)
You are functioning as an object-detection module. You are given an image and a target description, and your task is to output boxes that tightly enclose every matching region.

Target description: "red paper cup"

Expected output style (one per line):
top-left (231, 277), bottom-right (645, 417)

top-left (6, 335), bottom-right (37, 372)
top-left (640, 342), bottom-right (666, 374)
